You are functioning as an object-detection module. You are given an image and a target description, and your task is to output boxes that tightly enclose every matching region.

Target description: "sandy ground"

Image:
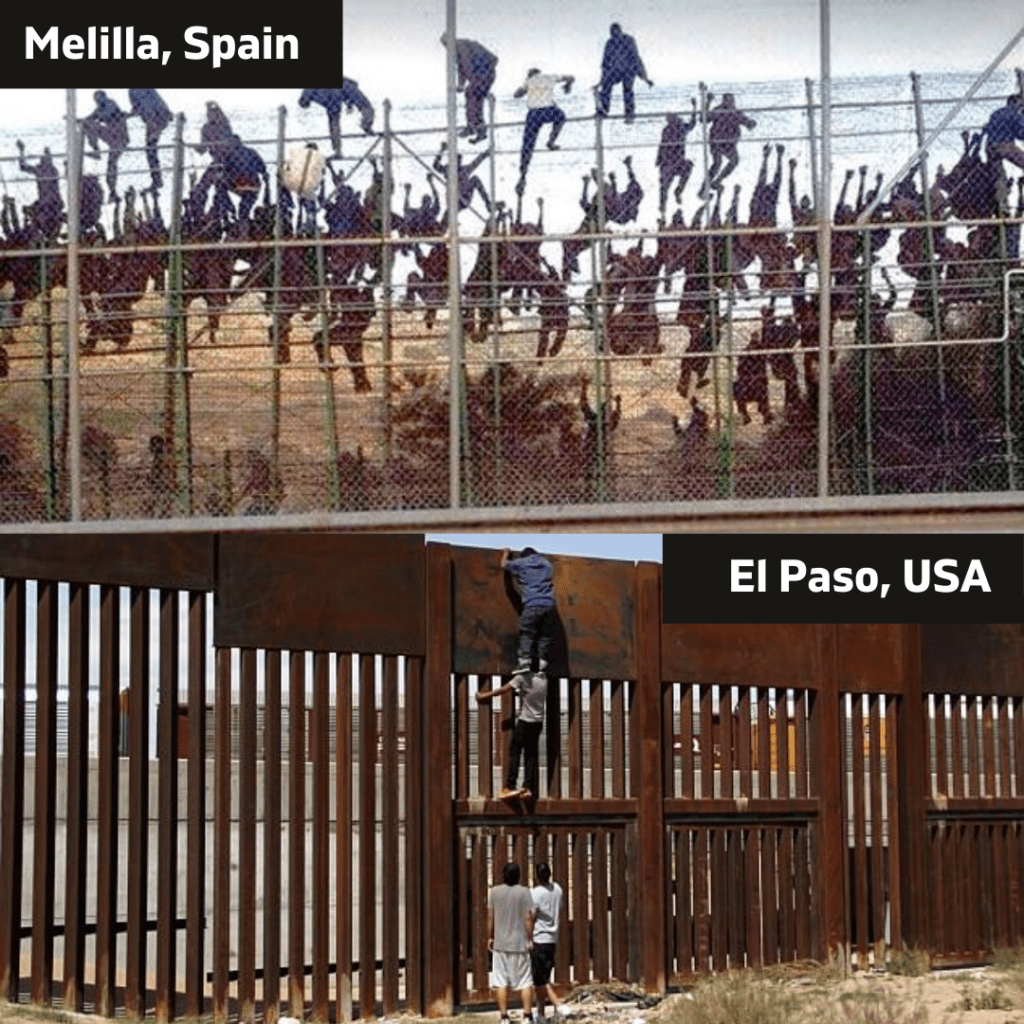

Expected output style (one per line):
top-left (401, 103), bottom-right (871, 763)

top-left (4, 964), bottom-right (1022, 1024)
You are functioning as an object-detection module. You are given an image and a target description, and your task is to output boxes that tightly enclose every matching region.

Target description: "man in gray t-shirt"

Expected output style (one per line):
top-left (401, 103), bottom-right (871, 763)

top-left (488, 862), bottom-right (535, 1024)
top-left (477, 670), bottom-right (547, 801)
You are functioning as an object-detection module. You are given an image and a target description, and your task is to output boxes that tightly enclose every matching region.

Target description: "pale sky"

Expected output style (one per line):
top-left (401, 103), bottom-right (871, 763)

top-left (342, 0), bottom-right (1024, 107)
top-left (2, 4), bottom-right (1021, 138)
top-left (425, 533), bottom-right (663, 561)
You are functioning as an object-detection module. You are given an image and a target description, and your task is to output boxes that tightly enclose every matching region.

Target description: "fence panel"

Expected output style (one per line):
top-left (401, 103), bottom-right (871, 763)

top-left (12, 545), bottom-right (1024, 1019)
top-left (455, 824), bottom-right (633, 1005)
top-left (2, 79), bottom-right (1024, 527)
top-left (924, 686), bottom-right (1024, 965)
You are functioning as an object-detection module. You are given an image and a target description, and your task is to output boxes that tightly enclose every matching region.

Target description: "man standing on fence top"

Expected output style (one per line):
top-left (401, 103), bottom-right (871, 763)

top-left (128, 89), bottom-right (173, 191)
top-left (488, 862), bottom-right (536, 1024)
top-left (441, 34), bottom-right (499, 144)
top-left (596, 23), bottom-right (653, 124)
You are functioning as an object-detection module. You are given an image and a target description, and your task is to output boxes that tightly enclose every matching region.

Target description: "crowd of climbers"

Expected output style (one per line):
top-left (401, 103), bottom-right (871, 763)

top-left (1, 44), bottom-right (1024, 438)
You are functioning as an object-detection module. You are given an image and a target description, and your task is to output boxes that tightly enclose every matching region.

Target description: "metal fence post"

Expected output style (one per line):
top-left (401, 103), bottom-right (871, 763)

top-left (816, 0), bottom-right (834, 498)
top-left (910, 73), bottom-right (949, 397)
top-left (591, 95), bottom-right (609, 503)
top-left (65, 88), bottom-right (82, 520)
top-left (315, 239), bottom-right (342, 510)
top-left (445, 0), bottom-right (463, 510)
top-left (487, 93), bottom-right (502, 498)
top-left (272, 106), bottom-right (286, 489)
top-left (382, 99), bottom-right (395, 463)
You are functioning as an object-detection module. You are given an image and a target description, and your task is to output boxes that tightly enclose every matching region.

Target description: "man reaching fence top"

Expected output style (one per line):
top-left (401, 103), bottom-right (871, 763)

top-left (514, 68), bottom-right (574, 198)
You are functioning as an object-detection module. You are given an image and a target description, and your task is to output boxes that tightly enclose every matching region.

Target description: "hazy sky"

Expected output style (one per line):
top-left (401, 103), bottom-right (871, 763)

top-left (342, 0), bottom-right (1024, 107)
top-left (425, 533), bottom-right (663, 561)
top-left (2, 4), bottom-right (1020, 136)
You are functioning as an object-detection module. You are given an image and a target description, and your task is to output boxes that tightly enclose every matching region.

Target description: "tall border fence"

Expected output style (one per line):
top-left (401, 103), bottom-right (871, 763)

top-left (2, 534), bottom-right (1024, 1020)
top-left (4, 75), bottom-right (1024, 526)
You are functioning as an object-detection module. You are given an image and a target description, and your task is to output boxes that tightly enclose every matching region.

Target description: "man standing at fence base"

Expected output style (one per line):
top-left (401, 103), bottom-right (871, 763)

top-left (488, 862), bottom-right (536, 1024)
top-left (531, 862), bottom-right (568, 1021)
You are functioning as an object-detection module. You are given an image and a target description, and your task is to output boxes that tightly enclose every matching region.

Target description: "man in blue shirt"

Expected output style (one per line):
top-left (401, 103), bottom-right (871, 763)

top-left (984, 93), bottom-right (1024, 171)
top-left (502, 547), bottom-right (556, 680)
top-left (475, 547), bottom-right (557, 800)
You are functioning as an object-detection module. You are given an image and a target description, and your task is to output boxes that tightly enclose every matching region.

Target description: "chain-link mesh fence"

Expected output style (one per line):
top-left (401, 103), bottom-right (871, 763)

top-left (2, 76), bottom-right (1024, 523)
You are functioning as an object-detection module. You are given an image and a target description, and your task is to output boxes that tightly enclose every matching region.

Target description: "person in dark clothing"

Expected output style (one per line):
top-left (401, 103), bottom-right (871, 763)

top-left (195, 101), bottom-right (237, 165)
top-left (983, 93), bottom-right (1024, 171)
top-left (82, 90), bottom-right (129, 201)
top-left (502, 546), bottom-right (557, 678)
top-left (441, 35), bottom-right (499, 143)
top-left (596, 23), bottom-right (653, 123)
top-left (128, 89), bottom-right (173, 191)
top-left (700, 92), bottom-right (757, 197)
top-left (656, 99), bottom-right (698, 214)
top-left (299, 84), bottom-right (375, 156)
top-left (16, 141), bottom-right (63, 240)
top-left (433, 142), bottom-right (491, 215)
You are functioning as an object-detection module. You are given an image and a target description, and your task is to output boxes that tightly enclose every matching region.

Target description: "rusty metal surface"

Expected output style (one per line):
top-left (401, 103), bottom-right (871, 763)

top-left (30, 581), bottom-right (57, 1006)
top-left (185, 593), bottom-right (207, 1019)
top-left (0, 533), bottom-right (215, 589)
top-left (837, 624), bottom-right (907, 694)
top-left (238, 649), bottom-right (258, 1024)
top-left (311, 652), bottom-right (330, 1023)
top-left (661, 623), bottom-right (823, 688)
top-left (13, 533), bottom-right (1024, 1019)
top-left (450, 544), bottom-right (637, 680)
top-left (156, 589), bottom-right (179, 1024)
top-left (215, 533), bottom-right (424, 654)
top-left (288, 654), bottom-right (306, 1018)
top-left (922, 624), bottom-right (1024, 696)
top-left (94, 585), bottom-right (119, 1017)
top-left (0, 581), bottom-right (26, 1002)
top-left (263, 651), bottom-right (283, 1024)
top-left (62, 583), bottom-right (88, 1013)
top-left (125, 587), bottom-right (151, 1019)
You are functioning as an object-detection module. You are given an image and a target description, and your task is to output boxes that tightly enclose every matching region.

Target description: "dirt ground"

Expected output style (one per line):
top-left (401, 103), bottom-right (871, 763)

top-left (461, 967), bottom-right (1024, 1024)
top-left (4, 964), bottom-right (1021, 1024)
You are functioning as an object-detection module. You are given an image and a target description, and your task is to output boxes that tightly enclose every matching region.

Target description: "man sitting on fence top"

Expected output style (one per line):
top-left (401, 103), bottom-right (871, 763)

top-left (983, 93), bottom-right (1024, 172)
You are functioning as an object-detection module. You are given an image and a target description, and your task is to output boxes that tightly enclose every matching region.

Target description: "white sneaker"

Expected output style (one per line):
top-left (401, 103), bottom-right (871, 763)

top-left (556, 1007), bottom-right (572, 1018)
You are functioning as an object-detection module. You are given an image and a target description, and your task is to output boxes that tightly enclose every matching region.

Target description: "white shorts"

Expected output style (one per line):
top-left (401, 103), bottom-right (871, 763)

top-left (492, 950), bottom-right (532, 990)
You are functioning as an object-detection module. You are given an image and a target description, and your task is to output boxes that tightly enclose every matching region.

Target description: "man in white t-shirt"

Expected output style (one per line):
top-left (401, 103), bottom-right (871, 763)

top-left (514, 69), bottom-right (574, 196)
top-left (530, 862), bottom-right (568, 1020)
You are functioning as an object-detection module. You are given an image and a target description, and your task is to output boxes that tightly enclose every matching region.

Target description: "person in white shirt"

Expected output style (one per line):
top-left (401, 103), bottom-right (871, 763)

top-left (514, 69), bottom-right (574, 196)
top-left (530, 862), bottom-right (568, 1020)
